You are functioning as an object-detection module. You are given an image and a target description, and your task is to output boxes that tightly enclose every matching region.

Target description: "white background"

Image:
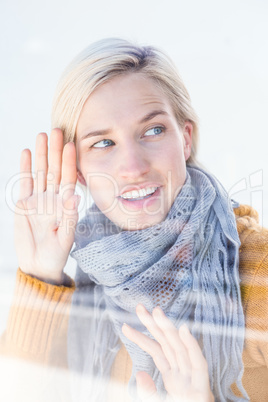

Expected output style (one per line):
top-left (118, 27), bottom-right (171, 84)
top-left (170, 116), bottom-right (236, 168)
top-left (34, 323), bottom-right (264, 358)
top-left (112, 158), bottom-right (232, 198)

top-left (1, 0), bottom-right (268, 329)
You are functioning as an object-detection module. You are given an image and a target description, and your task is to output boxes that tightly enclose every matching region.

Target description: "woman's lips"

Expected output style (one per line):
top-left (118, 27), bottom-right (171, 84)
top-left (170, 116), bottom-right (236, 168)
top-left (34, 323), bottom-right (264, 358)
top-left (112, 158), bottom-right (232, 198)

top-left (120, 186), bottom-right (159, 200)
top-left (118, 187), bottom-right (161, 210)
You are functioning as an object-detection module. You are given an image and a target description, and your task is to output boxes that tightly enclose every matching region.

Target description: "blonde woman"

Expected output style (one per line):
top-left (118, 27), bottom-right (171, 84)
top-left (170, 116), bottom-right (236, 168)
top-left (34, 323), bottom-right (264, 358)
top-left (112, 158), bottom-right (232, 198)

top-left (3, 38), bottom-right (268, 401)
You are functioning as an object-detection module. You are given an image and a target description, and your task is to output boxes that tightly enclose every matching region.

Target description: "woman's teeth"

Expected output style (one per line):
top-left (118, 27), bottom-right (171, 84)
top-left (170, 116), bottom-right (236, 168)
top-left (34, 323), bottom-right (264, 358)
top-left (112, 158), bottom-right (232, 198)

top-left (121, 187), bottom-right (158, 200)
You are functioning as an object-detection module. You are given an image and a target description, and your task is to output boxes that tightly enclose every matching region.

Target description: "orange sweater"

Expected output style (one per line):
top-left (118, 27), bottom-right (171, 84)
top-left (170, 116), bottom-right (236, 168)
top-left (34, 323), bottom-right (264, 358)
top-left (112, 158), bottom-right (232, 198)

top-left (1, 205), bottom-right (268, 401)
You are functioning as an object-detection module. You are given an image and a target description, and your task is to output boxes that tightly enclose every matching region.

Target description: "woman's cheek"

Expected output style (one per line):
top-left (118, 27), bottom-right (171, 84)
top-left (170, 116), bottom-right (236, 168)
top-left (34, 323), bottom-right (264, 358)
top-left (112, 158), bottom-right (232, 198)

top-left (89, 175), bottom-right (118, 214)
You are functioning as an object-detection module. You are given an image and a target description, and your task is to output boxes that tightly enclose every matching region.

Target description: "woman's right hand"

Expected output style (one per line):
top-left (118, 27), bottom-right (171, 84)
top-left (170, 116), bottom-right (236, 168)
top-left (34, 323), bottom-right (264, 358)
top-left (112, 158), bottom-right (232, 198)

top-left (123, 305), bottom-right (214, 402)
top-left (14, 129), bottom-right (80, 285)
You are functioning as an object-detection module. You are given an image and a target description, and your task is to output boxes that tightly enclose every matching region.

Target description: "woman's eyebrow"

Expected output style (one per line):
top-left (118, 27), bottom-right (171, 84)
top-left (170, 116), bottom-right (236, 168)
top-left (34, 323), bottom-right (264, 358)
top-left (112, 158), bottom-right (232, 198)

top-left (139, 110), bottom-right (168, 124)
top-left (80, 129), bottom-right (111, 141)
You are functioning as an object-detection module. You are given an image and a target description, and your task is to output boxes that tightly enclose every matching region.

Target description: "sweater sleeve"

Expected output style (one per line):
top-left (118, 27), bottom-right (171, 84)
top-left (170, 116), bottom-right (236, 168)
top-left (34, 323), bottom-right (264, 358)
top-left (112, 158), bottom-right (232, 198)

top-left (236, 213), bottom-right (268, 401)
top-left (235, 205), bottom-right (268, 366)
top-left (0, 268), bottom-right (75, 367)
top-left (241, 250), bottom-right (268, 368)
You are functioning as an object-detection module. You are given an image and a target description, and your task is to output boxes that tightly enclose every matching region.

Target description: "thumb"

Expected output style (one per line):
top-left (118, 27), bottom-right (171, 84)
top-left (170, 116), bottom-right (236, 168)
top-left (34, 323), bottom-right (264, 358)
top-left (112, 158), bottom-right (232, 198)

top-left (57, 195), bottom-right (80, 247)
top-left (136, 372), bottom-right (161, 402)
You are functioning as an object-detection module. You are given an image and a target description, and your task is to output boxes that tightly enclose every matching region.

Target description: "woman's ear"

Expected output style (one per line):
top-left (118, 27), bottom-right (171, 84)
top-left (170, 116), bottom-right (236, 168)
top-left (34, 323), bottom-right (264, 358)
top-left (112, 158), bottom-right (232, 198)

top-left (77, 169), bottom-right (87, 186)
top-left (183, 122), bottom-right (193, 161)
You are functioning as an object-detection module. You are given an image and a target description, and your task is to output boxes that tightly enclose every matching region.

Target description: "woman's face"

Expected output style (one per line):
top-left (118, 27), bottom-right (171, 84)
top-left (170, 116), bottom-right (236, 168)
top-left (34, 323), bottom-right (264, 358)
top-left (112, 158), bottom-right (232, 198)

top-left (76, 73), bottom-right (192, 230)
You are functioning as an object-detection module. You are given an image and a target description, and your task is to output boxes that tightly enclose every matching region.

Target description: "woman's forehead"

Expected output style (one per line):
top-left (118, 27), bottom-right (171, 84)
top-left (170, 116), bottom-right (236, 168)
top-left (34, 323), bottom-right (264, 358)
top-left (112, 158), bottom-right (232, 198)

top-left (80, 73), bottom-right (172, 118)
top-left (94, 73), bottom-right (167, 99)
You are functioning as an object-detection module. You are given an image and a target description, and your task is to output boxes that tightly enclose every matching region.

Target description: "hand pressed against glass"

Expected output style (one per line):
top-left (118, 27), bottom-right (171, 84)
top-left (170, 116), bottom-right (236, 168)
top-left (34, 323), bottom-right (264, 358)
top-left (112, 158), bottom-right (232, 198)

top-left (76, 73), bottom-right (192, 231)
top-left (14, 129), bottom-right (79, 284)
top-left (122, 305), bottom-right (214, 402)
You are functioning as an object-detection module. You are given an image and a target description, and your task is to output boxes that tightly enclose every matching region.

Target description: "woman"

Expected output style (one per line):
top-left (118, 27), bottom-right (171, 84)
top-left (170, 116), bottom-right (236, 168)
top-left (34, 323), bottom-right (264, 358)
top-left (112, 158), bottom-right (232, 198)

top-left (4, 38), bottom-right (268, 401)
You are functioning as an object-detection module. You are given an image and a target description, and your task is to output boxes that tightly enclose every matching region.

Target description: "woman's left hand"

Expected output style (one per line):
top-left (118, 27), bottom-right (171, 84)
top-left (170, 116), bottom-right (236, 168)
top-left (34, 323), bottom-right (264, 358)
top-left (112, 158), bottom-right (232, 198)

top-left (122, 304), bottom-right (214, 402)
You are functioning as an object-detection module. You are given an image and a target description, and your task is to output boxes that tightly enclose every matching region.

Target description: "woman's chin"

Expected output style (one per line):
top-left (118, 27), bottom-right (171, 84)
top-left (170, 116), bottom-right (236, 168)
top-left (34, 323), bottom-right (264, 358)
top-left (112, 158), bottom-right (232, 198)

top-left (111, 212), bottom-right (168, 231)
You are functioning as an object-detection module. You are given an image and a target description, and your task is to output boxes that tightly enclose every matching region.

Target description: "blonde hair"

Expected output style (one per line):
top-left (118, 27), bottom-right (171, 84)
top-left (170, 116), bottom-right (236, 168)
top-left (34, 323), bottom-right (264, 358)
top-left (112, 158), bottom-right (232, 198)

top-left (51, 38), bottom-right (199, 166)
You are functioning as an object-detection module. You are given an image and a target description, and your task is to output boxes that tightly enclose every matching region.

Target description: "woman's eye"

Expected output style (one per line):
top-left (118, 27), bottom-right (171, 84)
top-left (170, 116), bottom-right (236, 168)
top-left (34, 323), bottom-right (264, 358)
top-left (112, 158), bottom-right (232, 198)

top-left (92, 139), bottom-right (115, 148)
top-left (144, 126), bottom-right (164, 137)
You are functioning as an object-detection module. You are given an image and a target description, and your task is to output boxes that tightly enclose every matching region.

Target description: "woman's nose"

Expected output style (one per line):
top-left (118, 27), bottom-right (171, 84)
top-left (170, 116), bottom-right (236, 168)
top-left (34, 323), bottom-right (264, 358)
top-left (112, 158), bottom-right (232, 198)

top-left (117, 143), bottom-right (150, 180)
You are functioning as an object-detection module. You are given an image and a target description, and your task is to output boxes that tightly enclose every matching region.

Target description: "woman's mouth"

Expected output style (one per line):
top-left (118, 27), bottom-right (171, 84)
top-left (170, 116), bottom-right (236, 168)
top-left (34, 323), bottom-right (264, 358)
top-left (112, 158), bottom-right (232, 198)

top-left (117, 186), bottom-right (161, 210)
top-left (120, 186), bottom-right (158, 201)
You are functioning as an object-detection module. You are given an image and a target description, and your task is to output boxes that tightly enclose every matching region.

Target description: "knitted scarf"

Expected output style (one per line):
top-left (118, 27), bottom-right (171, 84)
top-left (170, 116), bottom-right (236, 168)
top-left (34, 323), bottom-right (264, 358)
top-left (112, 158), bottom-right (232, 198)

top-left (69, 166), bottom-right (249, 402)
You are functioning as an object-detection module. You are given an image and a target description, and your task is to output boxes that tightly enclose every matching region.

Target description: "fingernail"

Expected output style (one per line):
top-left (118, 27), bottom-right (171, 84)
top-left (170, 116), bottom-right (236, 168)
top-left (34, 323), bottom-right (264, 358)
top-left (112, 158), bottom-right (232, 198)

top-left (122, 323), bottom-right (131, 333)
top-left (136, 304), bottom-right (146, 314)
top-left (180, 323), bottom-right (189, 334)
top-left (153, 306), bottom-right (164, 316)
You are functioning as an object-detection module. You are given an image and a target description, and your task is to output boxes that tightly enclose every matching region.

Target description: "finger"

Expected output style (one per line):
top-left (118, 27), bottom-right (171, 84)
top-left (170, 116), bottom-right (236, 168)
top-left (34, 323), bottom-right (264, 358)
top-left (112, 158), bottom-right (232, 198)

top-left (136, 372), bottom-right (161, 402)
top-left (19, 149), bottom-right (33, 199)
top-left (122, 323), bottom-right (170, 373)
top-left (33, 132), bottom-right (48, 193)
top-left (152, 307), bottom-right (192, 376)
top-left (179, 325), bottom-right (207, 370)
top-left (179, 324), bottom-right (210, 389)
top-left (57, 194), bottom-right (80, 249)
top-left (47, 128), bottom-right (64, 192)
top-left (60, 142), bottom-right (77, 202)
top-left (136, 304), bottom-right (177, 370)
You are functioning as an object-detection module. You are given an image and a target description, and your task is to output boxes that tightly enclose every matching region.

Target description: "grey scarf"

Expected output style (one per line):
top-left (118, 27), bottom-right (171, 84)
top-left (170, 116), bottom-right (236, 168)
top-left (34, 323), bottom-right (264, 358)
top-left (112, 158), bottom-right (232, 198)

top-left (69, 167), bottom-right (248, 401)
